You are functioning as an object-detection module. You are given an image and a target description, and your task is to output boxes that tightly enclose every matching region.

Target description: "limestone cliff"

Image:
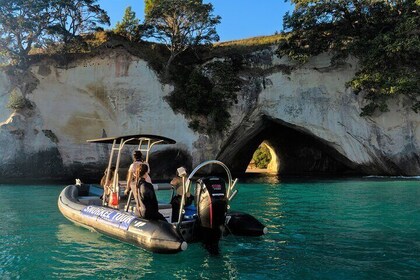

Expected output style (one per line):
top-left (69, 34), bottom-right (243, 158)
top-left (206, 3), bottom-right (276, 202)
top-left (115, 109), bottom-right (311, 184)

top-left (0, 46), bottom-right (418, 181)
top-left (219, 51), bottom-right (419, 176)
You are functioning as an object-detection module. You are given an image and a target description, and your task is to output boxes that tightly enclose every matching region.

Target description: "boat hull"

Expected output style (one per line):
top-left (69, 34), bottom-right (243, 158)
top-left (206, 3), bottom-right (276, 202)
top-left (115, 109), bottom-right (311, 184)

top-left (58, 184), bottom-right (186, 254)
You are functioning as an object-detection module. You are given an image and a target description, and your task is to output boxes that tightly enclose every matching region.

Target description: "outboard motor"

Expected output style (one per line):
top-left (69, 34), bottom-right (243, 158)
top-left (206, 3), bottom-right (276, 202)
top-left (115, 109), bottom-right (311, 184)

top-left (196, 177), bottom-right (228, 254)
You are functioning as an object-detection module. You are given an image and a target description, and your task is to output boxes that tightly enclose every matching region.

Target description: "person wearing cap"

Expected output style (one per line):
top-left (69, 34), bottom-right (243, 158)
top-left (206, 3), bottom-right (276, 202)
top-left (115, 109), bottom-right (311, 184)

top-left (124, 150), bottom-right (151, 197)
top-left (170, 167), bottom-right (194, 222)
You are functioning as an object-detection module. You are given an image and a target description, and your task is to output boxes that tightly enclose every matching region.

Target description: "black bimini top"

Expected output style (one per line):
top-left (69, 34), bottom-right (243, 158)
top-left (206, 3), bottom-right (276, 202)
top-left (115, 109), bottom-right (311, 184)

top-left (87, 134), bottom-right (176, 145)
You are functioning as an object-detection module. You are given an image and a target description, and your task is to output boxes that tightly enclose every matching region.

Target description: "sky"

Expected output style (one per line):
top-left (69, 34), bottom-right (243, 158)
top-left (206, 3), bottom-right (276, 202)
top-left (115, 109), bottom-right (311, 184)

top-left (97, 0), bottom-right (294, 42)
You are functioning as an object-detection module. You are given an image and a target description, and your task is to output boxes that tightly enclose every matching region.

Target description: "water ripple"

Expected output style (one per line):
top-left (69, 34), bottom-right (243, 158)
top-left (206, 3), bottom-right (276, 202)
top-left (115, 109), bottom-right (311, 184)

top-left (1, 180), bottom-right (420, 279)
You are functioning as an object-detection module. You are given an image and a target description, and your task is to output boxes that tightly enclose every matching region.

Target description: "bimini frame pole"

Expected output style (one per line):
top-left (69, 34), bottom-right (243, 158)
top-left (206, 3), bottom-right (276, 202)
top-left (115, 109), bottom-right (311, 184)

top-left (137, 138), bottom-right (164, 163)
top-left (111, 138), bottom-right (125, 206)
top-left (91, 135), bottom-right (175, 207)
top-left (138, 138), bottom-right (151, 163)
top-left (176, 175), bottom-right (187, 225)
top-left (103, 139), bottom-right (117, 206)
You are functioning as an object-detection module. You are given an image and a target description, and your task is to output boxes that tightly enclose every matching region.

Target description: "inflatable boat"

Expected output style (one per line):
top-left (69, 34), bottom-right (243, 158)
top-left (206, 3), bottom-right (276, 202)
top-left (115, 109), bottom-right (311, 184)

top-left (58, 134), bottom-right (267, 254)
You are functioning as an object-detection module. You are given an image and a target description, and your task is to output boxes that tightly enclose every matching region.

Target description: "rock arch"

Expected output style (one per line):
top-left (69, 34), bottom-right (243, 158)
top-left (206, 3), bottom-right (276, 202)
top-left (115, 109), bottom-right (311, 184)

top-left (217, 115), bottom-right (363, 177)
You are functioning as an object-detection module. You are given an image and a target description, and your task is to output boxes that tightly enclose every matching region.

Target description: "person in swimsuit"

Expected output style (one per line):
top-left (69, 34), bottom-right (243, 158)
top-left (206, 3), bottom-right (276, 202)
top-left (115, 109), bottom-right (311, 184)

top-left (124, 150), bottom-right (151, 197)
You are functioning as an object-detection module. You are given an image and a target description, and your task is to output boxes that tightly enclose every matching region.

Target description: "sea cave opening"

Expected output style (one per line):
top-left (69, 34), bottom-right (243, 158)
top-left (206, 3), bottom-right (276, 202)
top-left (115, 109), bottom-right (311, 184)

top-left (246, 141), bottom-right (278, 174)
top-left (218, 116), bottom-right (361, 177)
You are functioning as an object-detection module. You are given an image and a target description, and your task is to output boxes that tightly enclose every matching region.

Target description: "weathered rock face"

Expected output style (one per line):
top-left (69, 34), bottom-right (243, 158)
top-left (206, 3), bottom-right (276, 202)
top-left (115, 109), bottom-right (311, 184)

top-left (0, 50), bottom-right (198, 181)
top-left (0, 71), bottom-right (12, 121)
top-left (219, 51), bottom-right (420, 176)
top-left (0, 47), bottom-right (419, 181)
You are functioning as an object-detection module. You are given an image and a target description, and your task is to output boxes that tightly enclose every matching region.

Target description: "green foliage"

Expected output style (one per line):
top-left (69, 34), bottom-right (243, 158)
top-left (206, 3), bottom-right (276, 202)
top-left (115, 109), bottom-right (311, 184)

top-left (0, 0), bottom-right (52, 66)
top-left (48, 0), bottom-right (110, 47)
top-left (277, 0), bottom-right (420, 116)
top-left (167, 60), bottom-right (241, 134)
top-left (0, 0), bottom-right (110, 66)
top-left (252, 144), bottom-right (272, 169)
top-left (114, 6), bottom-right (144, 42)
top-left (215, 34), bottom-right (284, 51)
top-left (7, 90), bottom-right (33, 110)
top-left (0, 51), bottom-right (9, 67)
top-left (144, 0), bottom-right (154, 14)
top-left (144, 0), bottom-right (221, 75)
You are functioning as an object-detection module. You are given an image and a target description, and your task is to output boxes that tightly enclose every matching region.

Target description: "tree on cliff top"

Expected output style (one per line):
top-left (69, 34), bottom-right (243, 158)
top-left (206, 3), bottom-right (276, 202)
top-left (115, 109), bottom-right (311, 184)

top-left (144, 0), bottom-right (221, 77)
top-left (114, 6), bottom-right (143, 42)
top-left (48, 0), bottom-right (110, 46)
top-left (277, 0), bottom-right (420, 116)
top-left (0, 0), bottom-right (52, 66)
top-left (0, 0), bottom-right (109, 66)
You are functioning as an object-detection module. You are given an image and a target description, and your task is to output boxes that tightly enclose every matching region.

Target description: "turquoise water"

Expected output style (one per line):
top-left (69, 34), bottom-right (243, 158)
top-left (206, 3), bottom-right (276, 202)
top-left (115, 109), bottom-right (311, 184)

top-left (0, 178), bottom-right (419, 279)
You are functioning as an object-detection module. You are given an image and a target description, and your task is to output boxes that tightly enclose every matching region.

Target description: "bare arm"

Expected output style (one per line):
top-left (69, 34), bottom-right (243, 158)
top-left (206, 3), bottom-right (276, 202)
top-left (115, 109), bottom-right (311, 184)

top-left (125, 166), bottom-right (133, 195)
top-left (144, 162), bottom-right (152, 183)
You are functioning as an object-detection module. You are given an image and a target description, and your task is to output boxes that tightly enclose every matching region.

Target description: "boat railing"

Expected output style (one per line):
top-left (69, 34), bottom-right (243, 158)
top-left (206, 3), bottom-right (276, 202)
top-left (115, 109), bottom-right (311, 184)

top-left (176, 160), bottom-right (238, 230)
top-left (101, 137), bottom-right (169, 206)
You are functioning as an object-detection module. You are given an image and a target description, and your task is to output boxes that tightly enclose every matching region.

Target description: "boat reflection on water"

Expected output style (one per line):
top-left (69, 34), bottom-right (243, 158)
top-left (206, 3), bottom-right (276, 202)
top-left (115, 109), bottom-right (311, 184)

top-left (55, 224), bottom-right (129, 250)
top-left (54, 224), bottom-right (154, 278)
top-left (54, 223), bottom-right (241, 279)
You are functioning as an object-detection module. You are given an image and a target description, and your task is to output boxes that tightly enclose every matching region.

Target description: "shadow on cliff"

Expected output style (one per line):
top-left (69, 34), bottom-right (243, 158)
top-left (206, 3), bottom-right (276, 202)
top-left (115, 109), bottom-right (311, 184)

top-left (217, 115), bottom-right (364, 178)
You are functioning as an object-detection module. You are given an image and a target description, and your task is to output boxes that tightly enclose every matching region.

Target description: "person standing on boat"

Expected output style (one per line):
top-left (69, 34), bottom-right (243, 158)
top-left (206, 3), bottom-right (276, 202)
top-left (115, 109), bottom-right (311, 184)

top-left (170, 167), bottom-right (194, 222)
top-left (133, 163), bottom-right (165, 221)
top-left (124, 150), bottom-right (151, 197)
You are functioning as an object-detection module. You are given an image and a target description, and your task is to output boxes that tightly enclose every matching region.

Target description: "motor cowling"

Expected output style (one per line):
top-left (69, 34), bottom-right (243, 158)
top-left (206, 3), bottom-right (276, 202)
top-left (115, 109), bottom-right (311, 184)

top-left (196, 177), bottom-right (228, 229)
top-left (195, 177), bottom-right (228, 254)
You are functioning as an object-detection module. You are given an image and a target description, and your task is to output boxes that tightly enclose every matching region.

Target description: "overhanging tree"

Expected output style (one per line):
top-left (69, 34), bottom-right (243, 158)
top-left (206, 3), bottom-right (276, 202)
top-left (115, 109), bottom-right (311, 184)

top-left (48, 0), bottom-right (110, 46)
top-left (167, 60), bottom-right (240, 134)
top-left (0, 0), bottom-right (52, 66)
top-left (277, 0), bottom-right (420, 116)
top-left (0, 0), bottom-right (109, 65)
top-left (144, 0), bottom-right (221, 77)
